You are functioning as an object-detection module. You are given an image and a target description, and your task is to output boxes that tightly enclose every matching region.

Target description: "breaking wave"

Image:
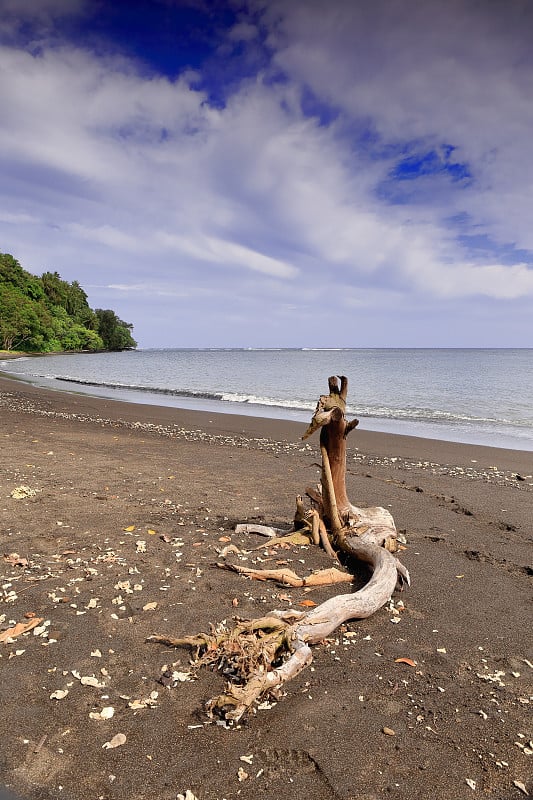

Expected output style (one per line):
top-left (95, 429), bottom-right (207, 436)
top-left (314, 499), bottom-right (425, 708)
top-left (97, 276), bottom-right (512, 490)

top-left (50, 375), bottom-right (533, 430)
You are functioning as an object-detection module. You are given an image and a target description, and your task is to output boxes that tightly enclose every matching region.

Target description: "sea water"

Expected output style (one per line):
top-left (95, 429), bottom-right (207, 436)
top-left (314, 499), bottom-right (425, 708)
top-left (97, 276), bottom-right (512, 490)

top-left (2, 348), bottom-right (533, 451)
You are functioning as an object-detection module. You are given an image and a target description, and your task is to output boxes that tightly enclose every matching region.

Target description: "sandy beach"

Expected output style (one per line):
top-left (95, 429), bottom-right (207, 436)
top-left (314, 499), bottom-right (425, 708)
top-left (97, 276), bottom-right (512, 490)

top-left (1, 374), bottom-right (531, 800)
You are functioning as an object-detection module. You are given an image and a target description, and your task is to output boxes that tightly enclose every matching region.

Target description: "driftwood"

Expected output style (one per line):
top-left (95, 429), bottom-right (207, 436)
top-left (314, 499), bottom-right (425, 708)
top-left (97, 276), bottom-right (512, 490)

top-left (150, 376), bottom-right (409, 723)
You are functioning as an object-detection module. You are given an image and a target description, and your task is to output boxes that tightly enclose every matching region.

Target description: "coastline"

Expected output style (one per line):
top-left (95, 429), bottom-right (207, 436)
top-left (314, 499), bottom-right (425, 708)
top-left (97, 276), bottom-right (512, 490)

top-left (1, 373), bottom-right (532, 800)
top-left (1, 373), bottom-right (532, 474)
top-left (3, 348), bottom-right (533, 454)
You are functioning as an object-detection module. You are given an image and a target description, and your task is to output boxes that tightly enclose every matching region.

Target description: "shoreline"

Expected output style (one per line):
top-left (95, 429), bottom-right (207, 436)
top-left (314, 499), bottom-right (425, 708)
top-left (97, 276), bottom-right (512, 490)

top-left (2, 349), bottom-right (533, 454)
top-left (3, 368), bottom-right (533, 457)
top-left (1, 374), bottom-right (532, 481)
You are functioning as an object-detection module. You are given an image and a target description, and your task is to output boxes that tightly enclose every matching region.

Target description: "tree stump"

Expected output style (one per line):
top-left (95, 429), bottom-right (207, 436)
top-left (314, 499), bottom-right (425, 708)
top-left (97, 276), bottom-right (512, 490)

top-left (149, 376), bottom-right (410, 723)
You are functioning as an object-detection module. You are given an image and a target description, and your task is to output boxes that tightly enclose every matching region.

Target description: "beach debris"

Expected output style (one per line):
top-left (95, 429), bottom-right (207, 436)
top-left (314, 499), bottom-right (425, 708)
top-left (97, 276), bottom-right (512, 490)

top-left (257, 700), bottom-right (277, 711)
top-left (136, 540), bottom-right (147, 553)
top-left (394, 657), bottom-right (417, 667)
top-left (3, 552), bottom-right (29, 567)
top-left (237, 766), bottom-right (249, 782)
top-left (234, 524), bottom-right (279, 537)
top-left (89, 707), bottom-right (115, 720)
top-left (128, 691), bottom-right (158, 710)
top-left (102, 733), bottom-right (126, 749)
top-left (71, 670), bottom-right (107, 689)
top-left (50, 689), bottom-right (69, 700)
top-left (10, 485), bottom-right (39, 499)
top-left (240, 754), bottom-right (254, 765)
top-left (0, 617), bottom-right (44, 643)
top-left (513, 780), bottom-right (529, 796)
top-left (171, 670), bottom-right (193, 683)
top-left (382, 727), bottom-right (395, 736)
top-left (123, 525), bottom-right (136, 532)
top-left (465, 778), bottom-right (476, 790)
top-left (218, 562), bottom-right (352, 588)
top-left (217, 544), bottom-right (241, 558)
top-left (176, 792), bottom-right (198, 800)
top-left (142, 602), bottom-right (158, 612)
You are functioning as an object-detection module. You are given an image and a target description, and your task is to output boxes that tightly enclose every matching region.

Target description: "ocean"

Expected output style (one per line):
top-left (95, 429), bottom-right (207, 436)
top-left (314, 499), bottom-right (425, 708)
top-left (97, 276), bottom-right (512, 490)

top-left (2, 348), bottom-right (533, 452)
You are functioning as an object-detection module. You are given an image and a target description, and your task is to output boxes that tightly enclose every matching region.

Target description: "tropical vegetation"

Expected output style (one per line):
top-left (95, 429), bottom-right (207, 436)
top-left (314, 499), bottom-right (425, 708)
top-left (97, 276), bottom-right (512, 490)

top-left (0, 251), bottom-right (136, 352)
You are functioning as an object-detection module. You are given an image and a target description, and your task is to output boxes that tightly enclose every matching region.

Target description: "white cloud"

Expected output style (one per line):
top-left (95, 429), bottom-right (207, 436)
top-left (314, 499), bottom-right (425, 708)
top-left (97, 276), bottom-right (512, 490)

top-left (227, 21), bottom-right (258, 42)
top-left (0, 0), bottom-right (86, 37)
top-left (259, 0), bottom-right (533, 255)
top-left (1, 0), bottom-right (532, 347)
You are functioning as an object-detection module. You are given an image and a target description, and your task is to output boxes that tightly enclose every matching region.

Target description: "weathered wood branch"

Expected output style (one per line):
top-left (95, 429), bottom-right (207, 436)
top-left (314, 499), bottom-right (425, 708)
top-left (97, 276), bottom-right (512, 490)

top-left (150, 375), bottom-right (409, 723)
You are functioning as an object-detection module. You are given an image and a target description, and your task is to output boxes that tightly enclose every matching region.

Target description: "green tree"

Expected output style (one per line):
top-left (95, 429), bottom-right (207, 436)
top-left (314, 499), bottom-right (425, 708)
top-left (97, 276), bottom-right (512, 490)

top-left (0, 252), bottom-right (45, 301)
top-left (0, 284), bottom-right (51, 351)
top-left (96, 309), bottom-right (137, 351)
top-left (41, 271), bottom-right (69, 308)
top-left (1, 251), bottom-right (136, 352)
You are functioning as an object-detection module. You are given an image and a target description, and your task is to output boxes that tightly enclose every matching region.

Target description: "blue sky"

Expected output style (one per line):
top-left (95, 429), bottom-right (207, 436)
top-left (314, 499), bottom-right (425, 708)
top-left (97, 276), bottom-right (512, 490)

top-left (1, 0), bottom-right (532, 348)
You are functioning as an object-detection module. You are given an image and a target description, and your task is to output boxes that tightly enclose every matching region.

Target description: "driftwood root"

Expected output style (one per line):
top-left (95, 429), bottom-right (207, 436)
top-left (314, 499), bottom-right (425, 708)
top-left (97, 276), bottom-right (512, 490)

top-left (150, 376), bottom-right (410, 723)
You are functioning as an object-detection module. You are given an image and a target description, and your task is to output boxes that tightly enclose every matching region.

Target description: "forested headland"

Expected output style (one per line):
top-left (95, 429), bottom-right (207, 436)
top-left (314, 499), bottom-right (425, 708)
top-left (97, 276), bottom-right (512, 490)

top-left (0, 251), bottom-right (136, 353)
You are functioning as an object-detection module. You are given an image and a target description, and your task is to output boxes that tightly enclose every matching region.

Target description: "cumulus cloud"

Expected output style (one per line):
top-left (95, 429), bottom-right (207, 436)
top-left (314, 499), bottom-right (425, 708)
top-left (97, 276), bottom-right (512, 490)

top-left (0, 0), bottom-right (532, 346)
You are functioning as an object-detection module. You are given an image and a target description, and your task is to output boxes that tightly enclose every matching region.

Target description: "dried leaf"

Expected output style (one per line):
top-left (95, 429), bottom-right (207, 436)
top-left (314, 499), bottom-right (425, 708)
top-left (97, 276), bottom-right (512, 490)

top-left (142, 602), bottom-right (158, 612)
top-left (299, 599), bottom-right (317, 607)
top-left (147, 529), bottom-right (157, 535)
top-left (102, 733), bottom-right (126, 749)
top-left (10, 485), bottom-right (38, 499)
top-left (123, 525), bottom-right (136, 532)
top-left (0, 617), bottom-right (44, 643)
top-left (382, 727), bottom-right (395, 736)
top-left (394, 657), bottom-right (417, 667)
top-left (3, 552), bottom-right (28, 567)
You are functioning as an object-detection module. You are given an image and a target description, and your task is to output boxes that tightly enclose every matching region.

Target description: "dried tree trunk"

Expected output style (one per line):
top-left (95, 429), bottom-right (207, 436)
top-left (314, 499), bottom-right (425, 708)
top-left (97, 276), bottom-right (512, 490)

top-left (304, 375), bottom-right (399, 548)
top-left (150, 375), bottom-right (409, 723)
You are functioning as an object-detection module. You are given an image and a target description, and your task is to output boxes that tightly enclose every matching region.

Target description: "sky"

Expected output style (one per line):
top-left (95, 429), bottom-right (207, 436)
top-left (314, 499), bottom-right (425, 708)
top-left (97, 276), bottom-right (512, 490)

top-left (1, 0), bottom-right (532, 349)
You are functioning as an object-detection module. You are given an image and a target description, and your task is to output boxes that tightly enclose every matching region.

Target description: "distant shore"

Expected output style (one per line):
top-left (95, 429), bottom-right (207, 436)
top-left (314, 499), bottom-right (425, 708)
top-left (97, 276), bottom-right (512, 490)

top-left (0, 348), bottom-right (134, 359)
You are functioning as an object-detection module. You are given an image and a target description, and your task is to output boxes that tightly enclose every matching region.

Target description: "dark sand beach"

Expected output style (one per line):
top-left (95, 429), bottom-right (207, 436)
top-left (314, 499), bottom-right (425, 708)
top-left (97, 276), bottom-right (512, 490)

top-left (1, 374), bottom-right (532, 800)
